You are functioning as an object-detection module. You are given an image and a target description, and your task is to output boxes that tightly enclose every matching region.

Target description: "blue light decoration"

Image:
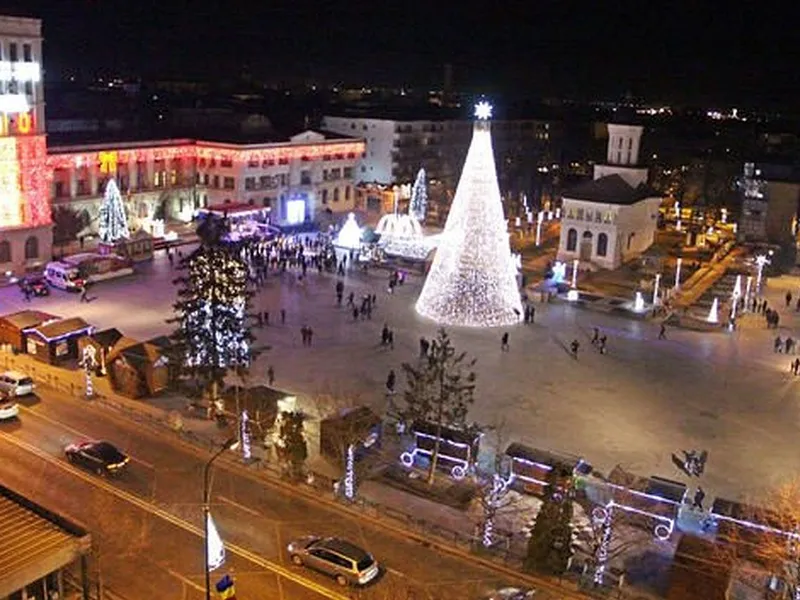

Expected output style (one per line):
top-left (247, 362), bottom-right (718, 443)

top-left (240, 410), bottom-right (251, 460)
top-left (215, 574), bottom-right (235, 600)
top-left (482, 474), bottom-right (511, 547)
top-left (344, 444), bottom-right (356, 500)
top-left (400, 430), bottom-right (473, 480)
top-left (592, 505), bottom-right (613, 586)
top-left (551, 261), bottom-right (566, 284)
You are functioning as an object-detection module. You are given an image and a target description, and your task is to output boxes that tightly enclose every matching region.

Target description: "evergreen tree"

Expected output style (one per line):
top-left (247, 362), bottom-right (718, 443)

top-left (409, 168), bottom-right (428, 221)
top-left (168, 219), bottom-right (255, 402)
top-left (401, 328), bottom-right (476, 484)
top-left (276, 411), bottom-right (308, 481)
top-left (524, 469), bottom-right (574, 575)
top-left (98, 178), bottom-right (129, 243)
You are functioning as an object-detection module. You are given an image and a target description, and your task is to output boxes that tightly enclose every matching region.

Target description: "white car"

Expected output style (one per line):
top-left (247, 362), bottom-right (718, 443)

top-left (0, 371), bottom-right (35, 397)
top-left (0, 396), bottom-right (19, 420)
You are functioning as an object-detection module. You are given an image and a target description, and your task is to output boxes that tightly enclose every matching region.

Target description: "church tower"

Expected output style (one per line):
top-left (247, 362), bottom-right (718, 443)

top-left (593, 121), bottom-right (649, 188)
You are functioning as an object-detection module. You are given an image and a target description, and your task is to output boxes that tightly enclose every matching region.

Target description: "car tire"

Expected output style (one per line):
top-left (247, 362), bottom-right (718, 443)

top-left (290, 554), bottom-right (303, 566)
top-left (96, 467), bottom-right (105, 477)
top-left (66, 453), bottom-right (74, 463)
top-left (335, 575), bottom-right (348, 587)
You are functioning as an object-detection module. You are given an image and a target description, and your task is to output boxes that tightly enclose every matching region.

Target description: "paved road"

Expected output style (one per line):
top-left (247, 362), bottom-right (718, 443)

top-left (0, 386), bottom-right (545, 600)
top-left (3, 248), bottom-right (800, 504)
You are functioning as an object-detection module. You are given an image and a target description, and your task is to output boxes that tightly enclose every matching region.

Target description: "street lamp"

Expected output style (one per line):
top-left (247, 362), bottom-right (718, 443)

top-left (204, 437), bottom-right (239, 600)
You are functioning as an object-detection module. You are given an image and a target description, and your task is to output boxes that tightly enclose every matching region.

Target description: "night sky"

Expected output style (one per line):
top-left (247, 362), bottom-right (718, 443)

top-left (6, 0), bottom-right (800, 107)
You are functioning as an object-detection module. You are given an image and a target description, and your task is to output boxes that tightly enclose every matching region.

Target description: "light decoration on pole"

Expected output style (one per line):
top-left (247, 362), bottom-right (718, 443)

top-left (744, 275), bottom-right (753, 310)
top-left (482, 474), bottom-right (511, 548)
top-left (653, 273), bottom-right (661, 305)
top-left (535, 211), bottom-right (544, 246)
top-left (755, 254), bottom-right (771, 292)
top-left (730, 274), bottom-right (742, 321)
top-left (334, 212), bottom-right (362, 250)
top-left (240, 410), bottom-right (252, 460)
top-left (707, 297), bottom-right (719, 324)
top-left (674, 258), bottom-right (682, 290)
top-left (414, 101), bottom-right (523, 327)
top-left (634, 291), bottom-right (645, 312)
top-left (409, 168), bottom-right (429, 221)
top-left (592, 505), bottom-right (614, 586)
top-left (344, 444), bottom-right (356, 500)
top-left (206, 513), bottom-right (226, 571)
top-left (80, 345), bottom-right (97, 398)
top-left (98, 178), bottom-right (130, 243)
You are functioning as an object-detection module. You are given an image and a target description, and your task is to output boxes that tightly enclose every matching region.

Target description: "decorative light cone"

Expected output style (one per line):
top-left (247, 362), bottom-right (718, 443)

top-left (415, 103), bottom-right (523, 327)
top-left (634, 291), bottom-right (645, 312)
top-left (707, 297), bottom-right (719, 323)
top-left (335, 213), bottom-right (362, 250)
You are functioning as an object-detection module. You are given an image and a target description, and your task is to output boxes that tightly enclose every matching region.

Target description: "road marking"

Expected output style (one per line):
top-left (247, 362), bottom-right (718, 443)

top-left (163, 566), bottom-right (205, 593)
top-left (0, 431), bottom-right (348, 600)
top-left (385, 567), bottom-right (406, 577)
top-left (218, 494), bottom-right (262, 516)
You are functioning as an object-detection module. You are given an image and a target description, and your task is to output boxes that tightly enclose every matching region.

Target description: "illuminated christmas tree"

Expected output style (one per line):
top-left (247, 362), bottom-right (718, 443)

top-left (415, 102), bottom-right (522, 327)
top-left (98, 178), bottom-right (129, 243)
top-left (169, 218), bottom-right (256, 401)
top-left (409, 167), bottom-right (428, 221)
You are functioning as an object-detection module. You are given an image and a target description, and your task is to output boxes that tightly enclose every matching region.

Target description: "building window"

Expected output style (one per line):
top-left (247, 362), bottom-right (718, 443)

top-left (626, 151), bottom-right (632, 164)
top-left (321, 189), bottom-right (328, 204)
top-left (245, 177), bottom-right (255, 190)
top-left (263, 197), bottom-right (271, 207)
top-left (566, 228), bottom-right (577, 251)
top-left (333, 188), bottom-right (340, 202)
top-left (300, 170), bottom-right (311, 185)
top-left (343, 167), bottom-right (353, 179)
top-left (24, 236), bottom-right (38, 259)
top-left (213, 175), bottom-right (220, 188)
top-left (9, 43), bottom-right (17, 62)
top-left (22, 43), bottom-right (32, 61)
top-left (585, 209), bottom-right (593, 222)
top-left (628, 138), bottom-right (633, 149)
top-left (223, 177), bottom-right (235, 190)
top-left (627, 232), bottom-right (635, 250)
top-left (345, 186), bottom-right (351, 200)
top-left (576, 208), bottom-right (584, 220)
top-left (618, 137), bottom-right (623, 149)
top-left (204, 174), bottom-right (210, 185)
top-left (0, 241), bottom-right (10, 263)
top-left (220, 158), bottom-right (233, 168)
top-left (597, 233), bottom-right (608, 257)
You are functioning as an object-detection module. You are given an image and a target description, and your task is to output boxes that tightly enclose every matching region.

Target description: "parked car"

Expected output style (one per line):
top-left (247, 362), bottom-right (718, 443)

top-left (18, 275), bottom-right (49, 296)
top-left (64, 440), bottom-right (129, 475)
top-left (0, 371), bottom-right (35, 397)
top-left (0, 391), bottom-right (19, 420)
top-left (287, 536), bottom-right (379, 586)
top-left (482, 588), bottom-right (536, 600)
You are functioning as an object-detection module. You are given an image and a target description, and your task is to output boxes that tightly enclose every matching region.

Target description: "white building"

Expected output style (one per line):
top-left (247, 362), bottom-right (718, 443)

top-left (557, 123), bottom-right (662, 270)
top-left (0, 15), bottom-right (52, 276)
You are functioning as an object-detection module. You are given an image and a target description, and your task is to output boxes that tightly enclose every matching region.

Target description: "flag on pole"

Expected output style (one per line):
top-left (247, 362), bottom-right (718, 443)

top-left (207, 513), bottom-right (226, 571)
top-left (215, 574), bottom-right (235, 600)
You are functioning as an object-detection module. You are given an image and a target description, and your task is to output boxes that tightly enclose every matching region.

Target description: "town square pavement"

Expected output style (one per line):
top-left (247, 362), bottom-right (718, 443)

top-left (4, 249), bottom-right (800, 505)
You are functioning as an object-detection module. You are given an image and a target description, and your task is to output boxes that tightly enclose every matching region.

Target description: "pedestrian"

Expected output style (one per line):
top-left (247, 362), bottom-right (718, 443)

top-left (796, 298), bottom-right (800, 312)
top-left (419, 337), bottom-right (428, 357)
top-left (80, 284), bottom-right (89, 303)
top-left (347, 292), bottom-right (355, 307)
top-left (787, 291), bottom-right (793, 308)
top-left (381, 324), bottom-right (389, 346)
top-left (592, 327), bottom-right (599, 345)
top-left (386, 369), bottom-right (396, 394)
top-left (280, 308), bottom-right (286, 324)
top-left (22, 287), bottom-right (30, 302)
top-left (501, 332), bottom-right (510, 351)
top-left (570, 339), bottom-right (580, 358)
top-left (388, 330), bottom-right (394, 350)
top-left (693, 487), bottom-right (706, 511)
top-left (598, 335), bottom-right (607, 354)
top-left (794, 358), bottom-right (800, 376)
top-left (263, 310), bottom-right (269, 326)
top-left (257, 312), bottom-right (264, 327)
top-left (352, 307), bottom-right (359, 321)
top-left (267, 365), bottom-right (275, 386)
top-left (528, 304), bottom-right (535, 323)
top-left (307, 327), bottom-right (314, 346)
top-left (301, 326), bottom-right (308, 346)
top-left (791, 359), bottom-right (799, 376)
top-left (775, 336), bottom-right (784, 353)
top-left (787, 337), bottom-right (795, 355)
top-left (658, 323), bottom-right (667, 340)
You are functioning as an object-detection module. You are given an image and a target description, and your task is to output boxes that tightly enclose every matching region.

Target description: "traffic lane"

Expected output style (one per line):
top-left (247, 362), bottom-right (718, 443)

top-left (0, 432), bottom-right (331, 600)
top-left (18, 394), bottom-right (537, 596)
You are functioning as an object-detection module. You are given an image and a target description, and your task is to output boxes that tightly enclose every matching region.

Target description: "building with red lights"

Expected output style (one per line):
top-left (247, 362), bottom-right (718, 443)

top-left (0, 15), bottom-right (365, 277)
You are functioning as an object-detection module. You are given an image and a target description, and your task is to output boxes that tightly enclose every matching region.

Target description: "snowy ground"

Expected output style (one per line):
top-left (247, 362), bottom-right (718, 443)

top-left (5, 249), bottom-right (800, 504)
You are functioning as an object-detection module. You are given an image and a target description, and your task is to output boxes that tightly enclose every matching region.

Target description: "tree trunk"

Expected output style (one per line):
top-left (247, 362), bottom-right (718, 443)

top-left (427, 368), bottom-right (445, 485)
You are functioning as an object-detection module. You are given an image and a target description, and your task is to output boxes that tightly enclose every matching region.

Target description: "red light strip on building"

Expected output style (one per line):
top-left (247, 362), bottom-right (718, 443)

top-left (45, 140), bottom-right (366, 170)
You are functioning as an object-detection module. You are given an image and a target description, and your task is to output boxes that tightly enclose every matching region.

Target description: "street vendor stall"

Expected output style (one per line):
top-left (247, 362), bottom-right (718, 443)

top-left (400, 421), bottom-right (481, 480)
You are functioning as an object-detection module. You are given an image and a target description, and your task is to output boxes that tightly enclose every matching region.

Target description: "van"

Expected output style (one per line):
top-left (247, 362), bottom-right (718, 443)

top-left (0, 371), bottom-right (35, 396)
top-left (44, 261), bottom-right (84, 291)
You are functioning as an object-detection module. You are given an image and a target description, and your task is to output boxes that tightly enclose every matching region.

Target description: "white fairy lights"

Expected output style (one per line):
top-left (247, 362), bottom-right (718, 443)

top-left (415, 102), bottom-right (523, 327)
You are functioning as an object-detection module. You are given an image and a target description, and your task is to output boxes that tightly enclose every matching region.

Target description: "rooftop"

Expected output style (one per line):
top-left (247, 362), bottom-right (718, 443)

top-left (0, 483), bottom-right (91, 598)
top-left (33, 317), bottom-right (94, 342)
top-left (564, 174), bottom-right (660, 205)
top-left (0, 310), bottom-right (60, 331)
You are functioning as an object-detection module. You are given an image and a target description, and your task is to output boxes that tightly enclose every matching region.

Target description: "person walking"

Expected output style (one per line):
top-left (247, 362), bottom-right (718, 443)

top-left (787, 291), bottom-right (793, 308)
top-left (658, 323), bottom-right (667, 340)
top-left (570, 339), bottom-right (580, 359)
top-left (280, 308), bottom-right (286, 324)
top-left (501, 332), bottom-right (510, 352)
top-left (263, 310), bottom-right (270, 326)
top-left (591, 327), bottom-right (599, 345)
top-left (598, 335), bottom-right (607, 354)
top-left (267, 365), bottom-right (275, 386)
top-left (80, 284), bottom-right (89, 303)
top-left (386, 369), bottom-right (396, 395)
top-left (693, 487), bottom-right (706, 511)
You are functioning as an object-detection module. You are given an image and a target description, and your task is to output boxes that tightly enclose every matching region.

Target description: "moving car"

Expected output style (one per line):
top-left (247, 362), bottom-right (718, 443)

top-left (18, 275), bottom-right (49, 296)
top-left (64, 440), bottom-right (129, 475)
top-left (287, 536), bottom-right (379, 586)
top-left (0, 391), bottom-right (19, 420)
top-left (0, 371), bottom-right (35, 396)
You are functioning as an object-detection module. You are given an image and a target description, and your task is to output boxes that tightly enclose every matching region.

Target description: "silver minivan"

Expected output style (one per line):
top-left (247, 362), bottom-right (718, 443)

top-left (287, 536), bottom-right (379, 586)
top-left (0, 371), bottom-right (35, 396)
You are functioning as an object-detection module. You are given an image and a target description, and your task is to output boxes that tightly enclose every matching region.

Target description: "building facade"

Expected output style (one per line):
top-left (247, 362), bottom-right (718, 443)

top-left (557, 123), bottom-right (662, 269)
top-left (0, 16), bottom-right (52, 276)
top-left (737, 161), bottom-right (800, 245)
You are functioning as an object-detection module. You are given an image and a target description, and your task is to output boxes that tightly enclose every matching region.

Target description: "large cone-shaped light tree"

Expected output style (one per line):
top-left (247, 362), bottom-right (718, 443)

top-left (98, 178), bottom-right (130, 243)
top-left (415, 101), bottom-right (522, 327)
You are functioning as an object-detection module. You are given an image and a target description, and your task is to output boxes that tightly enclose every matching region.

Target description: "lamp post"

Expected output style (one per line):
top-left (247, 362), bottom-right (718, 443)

top-left (204, 437), bottom-right (239, 600)
top-left (674, 258), bottom-right (682, 290)
top-left (653, 273), bottom-right (662, 306)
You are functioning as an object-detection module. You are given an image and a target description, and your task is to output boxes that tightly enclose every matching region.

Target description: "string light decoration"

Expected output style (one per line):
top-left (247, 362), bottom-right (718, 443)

top-left (18, 136), bottom-right (51, 227)
top-left (80, 345), bottom-right (98, 398)
top-left (482, 474), bottom-right (511, 547)
top-left (415, 102), bottom-right (523, 327)
top-left (240, 410), bottom-right (252, 460)
top-left (334, 213), bottom-right (362, 250)
top-left (409, 168), bottom-right (428, 221)
top-left (98, 178), bottom-right (130, 243)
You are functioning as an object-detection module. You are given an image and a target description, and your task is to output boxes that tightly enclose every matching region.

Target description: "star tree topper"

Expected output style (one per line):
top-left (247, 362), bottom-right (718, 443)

top-left (474, 101), bottom-right (493, 120)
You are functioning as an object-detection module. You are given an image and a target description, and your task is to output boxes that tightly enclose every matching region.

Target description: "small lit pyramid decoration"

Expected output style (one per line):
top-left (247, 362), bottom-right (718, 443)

top-left (415, 101), bottom-right (522, 327)
top-left (335, 212), bottom-right (362, 250)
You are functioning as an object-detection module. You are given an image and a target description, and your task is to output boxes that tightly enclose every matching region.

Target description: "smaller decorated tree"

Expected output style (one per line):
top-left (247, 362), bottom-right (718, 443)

top-left (409, 168), bottom-right (428, 222)
top-left (524, 468), bottom-right (574, 576)
top-left (276, 411), bottom-right (308, 481)
top-left (98, 178), bottom-right (129, 243)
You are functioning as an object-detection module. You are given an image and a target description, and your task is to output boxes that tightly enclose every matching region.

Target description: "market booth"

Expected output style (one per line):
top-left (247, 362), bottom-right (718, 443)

top-left (0, 310), bottom-right (59, 352)
top-left (504, 442), bottom-right (592, 496)
top-left (400, 421), bottom-right (481, 480)
top-left (26, 317), bottom-right (94, 365)
top-left (78, 328), bottom-right (138, 375)
top-left (320, 406), bottom-right (382, 462)
top-left (108, 339), bottom-right (171, 398)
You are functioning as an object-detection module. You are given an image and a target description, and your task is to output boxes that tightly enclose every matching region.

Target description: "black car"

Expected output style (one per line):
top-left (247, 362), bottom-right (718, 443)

top-left (65, 440), bottom-right (129, 475)
top-left (19, 276), bottom-right (49, 297)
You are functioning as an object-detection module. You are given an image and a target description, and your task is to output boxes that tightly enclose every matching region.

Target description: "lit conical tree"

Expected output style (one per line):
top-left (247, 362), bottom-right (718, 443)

top-left (415, 102), bottom-right (522, 327)
top-left (409, 168), bottom-right (428, 221)
top-left (98, 178), bottom-right (129, 243)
